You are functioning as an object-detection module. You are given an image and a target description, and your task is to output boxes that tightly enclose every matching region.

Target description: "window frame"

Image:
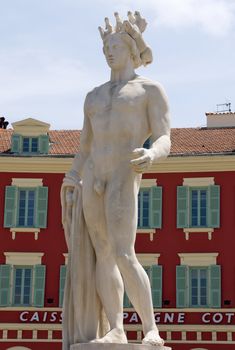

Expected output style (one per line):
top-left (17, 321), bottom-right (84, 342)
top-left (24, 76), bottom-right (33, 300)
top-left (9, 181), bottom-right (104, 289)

top-left (17, 187), bottom-right (37, 228)
top-left (12, 265), bottom-right (33, 306)
top-left (176, 254), bottom-right (221, 308)
top-left (189, 266), bottom-right (209, 308)
top-left (138, 188), bottom-right (150, 228)
top-left (137, 185), bottom-right (162, 230)
top-left (0, 253), bottom-right (45, 307)
top-left (11, 133), bottom-right (49, 155)
top-left (22, 137), bottom-right (39, 154)
top-left (4, 181), bottom-right (48, 238)
top-left (189, 186), bottom-right (208, 228)
top-left (177, 180), bottom-right (220, 239)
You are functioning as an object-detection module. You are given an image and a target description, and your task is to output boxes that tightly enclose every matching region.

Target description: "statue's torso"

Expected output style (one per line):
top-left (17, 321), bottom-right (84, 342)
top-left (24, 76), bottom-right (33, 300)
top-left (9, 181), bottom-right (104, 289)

top-left (85, 76), bottom-right (154, 177)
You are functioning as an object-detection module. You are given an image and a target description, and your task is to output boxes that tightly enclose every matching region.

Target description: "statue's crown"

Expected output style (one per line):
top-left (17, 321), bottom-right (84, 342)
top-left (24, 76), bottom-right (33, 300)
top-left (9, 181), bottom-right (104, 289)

top-left (98, 11), bottom-right (153, 66)
top-left (98, 11), bottom-right (147, 39)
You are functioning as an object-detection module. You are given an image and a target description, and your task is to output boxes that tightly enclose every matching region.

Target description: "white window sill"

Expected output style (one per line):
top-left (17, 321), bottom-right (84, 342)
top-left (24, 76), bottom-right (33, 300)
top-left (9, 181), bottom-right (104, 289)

top-left (10, 227), bottom-right (40, 240)
top-left (183, 227), bottom-right (214, 240)
top-left (136, 228), bottom-right (155, 241)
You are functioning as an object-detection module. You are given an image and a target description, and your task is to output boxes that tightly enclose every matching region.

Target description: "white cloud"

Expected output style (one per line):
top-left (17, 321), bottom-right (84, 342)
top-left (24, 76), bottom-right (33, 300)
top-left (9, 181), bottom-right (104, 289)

top-left (101, 0), bottom-right (235, 36)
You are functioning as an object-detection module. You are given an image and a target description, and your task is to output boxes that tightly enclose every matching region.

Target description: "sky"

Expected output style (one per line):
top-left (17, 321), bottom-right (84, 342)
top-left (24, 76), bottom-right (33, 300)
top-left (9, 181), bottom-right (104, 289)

top-left (0, 0), bottom-right (235, 130)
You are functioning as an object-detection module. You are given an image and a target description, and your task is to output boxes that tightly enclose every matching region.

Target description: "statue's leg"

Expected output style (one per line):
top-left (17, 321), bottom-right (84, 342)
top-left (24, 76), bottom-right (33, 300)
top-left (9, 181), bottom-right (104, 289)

top-left (82, 176), bottom-right (127, 343)
top-left (105, 170), bottom-right (164, 345)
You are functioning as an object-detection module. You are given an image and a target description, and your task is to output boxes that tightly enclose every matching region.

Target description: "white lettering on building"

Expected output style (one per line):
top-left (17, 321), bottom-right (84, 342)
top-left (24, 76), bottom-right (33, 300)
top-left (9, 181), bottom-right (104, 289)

top-left (178, 313), bottom-right (185, 323)
top-left (18, 311), bottom-right (235, 324)
top-left (201, 312), bottom-right (235, 324)
top-left (20, 311), bottom-right (29, 322)
top-left (129, 313), bottom-right (138, 323)
top-left (19, 311), bottom-right (62, 323)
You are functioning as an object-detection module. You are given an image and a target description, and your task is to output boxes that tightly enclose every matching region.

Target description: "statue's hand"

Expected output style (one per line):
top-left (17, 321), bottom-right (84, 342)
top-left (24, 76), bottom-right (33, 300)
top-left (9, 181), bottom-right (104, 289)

top-left (62, 169), bottom-right (82, 188)
top-left (130, 148), bottom-right (154, 173)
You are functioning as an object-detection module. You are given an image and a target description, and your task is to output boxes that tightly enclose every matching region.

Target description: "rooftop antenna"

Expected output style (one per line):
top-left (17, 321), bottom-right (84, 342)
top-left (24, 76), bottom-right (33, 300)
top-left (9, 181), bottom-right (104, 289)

top-left (216, 102), bottom-right (231, 113)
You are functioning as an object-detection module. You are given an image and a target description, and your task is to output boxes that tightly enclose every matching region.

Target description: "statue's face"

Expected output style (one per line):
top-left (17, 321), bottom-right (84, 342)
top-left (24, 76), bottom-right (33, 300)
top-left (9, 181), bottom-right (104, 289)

top-left (103, 33), bottom-right (132, 70)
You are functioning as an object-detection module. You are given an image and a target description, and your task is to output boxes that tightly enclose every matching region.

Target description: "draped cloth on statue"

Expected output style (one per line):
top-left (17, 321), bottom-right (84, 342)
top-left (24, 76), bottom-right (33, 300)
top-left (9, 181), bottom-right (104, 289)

top-left (61, 184), bottom-right (110, 350)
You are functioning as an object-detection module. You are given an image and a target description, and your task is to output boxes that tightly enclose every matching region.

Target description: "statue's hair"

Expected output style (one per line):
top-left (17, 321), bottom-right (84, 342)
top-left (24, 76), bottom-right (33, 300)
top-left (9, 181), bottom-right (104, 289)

top-left (103, 32), bottom-right (142, 69)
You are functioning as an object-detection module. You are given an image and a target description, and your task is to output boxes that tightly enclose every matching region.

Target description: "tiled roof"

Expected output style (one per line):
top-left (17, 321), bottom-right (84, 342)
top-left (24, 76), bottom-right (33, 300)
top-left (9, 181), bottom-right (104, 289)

top-left (0, 127), bottom-right (235, 156)
top-left (170, 127), bottom-right (235, 155)
top-left (0, 129), bottom-right (81, 155)
top-left (48, 130), bottom-right (81, 155)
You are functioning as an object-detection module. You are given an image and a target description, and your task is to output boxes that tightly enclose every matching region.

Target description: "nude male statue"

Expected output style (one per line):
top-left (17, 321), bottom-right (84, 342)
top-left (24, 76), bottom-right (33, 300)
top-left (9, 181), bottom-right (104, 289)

top-left (61, 11), bottom-right (171, 348)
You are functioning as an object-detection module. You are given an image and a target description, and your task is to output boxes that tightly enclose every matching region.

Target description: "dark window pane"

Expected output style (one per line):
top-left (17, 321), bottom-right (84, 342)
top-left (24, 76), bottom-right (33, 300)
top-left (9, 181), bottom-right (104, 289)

top-left (23, 138), bottom-right (30, 152)
top-left (31, 138), bottom-right (38, 152)
top-left (201, 297), bottom-right (207, 305)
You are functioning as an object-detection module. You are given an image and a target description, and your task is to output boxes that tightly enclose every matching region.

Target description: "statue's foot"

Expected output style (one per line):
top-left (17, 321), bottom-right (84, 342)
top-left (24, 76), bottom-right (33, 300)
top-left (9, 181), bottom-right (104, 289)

top-left (90, 328), bottom-right (128, 344)
top-left (142, 329), bottom-right (164, 346)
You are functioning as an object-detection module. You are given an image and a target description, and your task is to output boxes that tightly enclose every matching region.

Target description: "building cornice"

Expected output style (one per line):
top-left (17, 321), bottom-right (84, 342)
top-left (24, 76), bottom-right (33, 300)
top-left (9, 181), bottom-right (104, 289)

top-left (0, 154), bottom-right (235, 174)
top-left (0, 156), bottom-right (73, 174)
top-left (150, 154), bottom-right (235, 173)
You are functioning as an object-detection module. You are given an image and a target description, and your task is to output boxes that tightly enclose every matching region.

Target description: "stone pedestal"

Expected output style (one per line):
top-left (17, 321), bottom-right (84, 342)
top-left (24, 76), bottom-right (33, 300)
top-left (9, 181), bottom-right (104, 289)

top-left (71, 344), bottom-right (172, 350)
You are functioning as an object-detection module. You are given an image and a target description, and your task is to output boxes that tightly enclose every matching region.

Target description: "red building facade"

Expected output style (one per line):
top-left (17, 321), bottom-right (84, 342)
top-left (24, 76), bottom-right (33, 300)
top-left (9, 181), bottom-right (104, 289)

top-left (0, 114), bottom-right (235, 350)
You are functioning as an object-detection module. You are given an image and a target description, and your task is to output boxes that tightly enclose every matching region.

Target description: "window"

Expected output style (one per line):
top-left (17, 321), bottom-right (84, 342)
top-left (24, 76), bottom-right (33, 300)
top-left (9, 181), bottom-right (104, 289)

top-left (176, 253), bottom-right (221, 308)
top-left (0, 254), bottom-right (46, 307)
top-left (11, 134), bottom-right (49, 154)
top-left (190, 188), bottom-right (207, 227)
top-left (13, 267), bottom-right (32, 306)
top-left (4, 184), bottom-right (48, 229)
top-left (190, 268), bottom-right (207, 307)
top-left (18, 189), bottom-right (36, 227)
top-left (123, 264), bottom-right (162, 308)
top-left (138, 186), bottom-right (162, 229)
top-left (138, 189), bottom-right (150, 227)
top-left (22, 137), bottom-right (39, 153)
top-left (177, 184), bottom-right (220, 229)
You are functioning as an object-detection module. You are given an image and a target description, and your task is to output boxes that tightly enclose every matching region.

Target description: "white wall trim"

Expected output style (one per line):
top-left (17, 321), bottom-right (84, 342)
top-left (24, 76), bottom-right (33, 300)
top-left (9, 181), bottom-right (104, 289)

top-left (183, 177), bottom-right (214, 186)
top-left (6, 347), bottom-right (32, 350)
top-left (137, 253), bottom-right (160, 266)
top-left (4, 252), bottom-right (44, 265)
top-left (11, 178), bottom-right (43, 187)
top-left (178, 253), bottom-right (218, 266)
top-left (63, 253), bottom-right (68, 265)
top-left (140, 179), bottom-right (157, 188)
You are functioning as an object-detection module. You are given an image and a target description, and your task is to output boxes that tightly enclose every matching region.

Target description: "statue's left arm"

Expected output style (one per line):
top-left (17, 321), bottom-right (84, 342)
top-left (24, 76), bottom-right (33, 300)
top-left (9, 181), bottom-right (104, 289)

top-left (131, 83), bottom-right (171, 173)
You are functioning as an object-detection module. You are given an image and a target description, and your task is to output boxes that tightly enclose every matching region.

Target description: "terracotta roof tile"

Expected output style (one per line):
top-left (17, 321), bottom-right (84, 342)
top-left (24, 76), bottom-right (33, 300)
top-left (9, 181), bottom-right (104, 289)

top-left (171, 127), bottom-right (235, 155)
top-left (0, 127), bottom-right (235, 156)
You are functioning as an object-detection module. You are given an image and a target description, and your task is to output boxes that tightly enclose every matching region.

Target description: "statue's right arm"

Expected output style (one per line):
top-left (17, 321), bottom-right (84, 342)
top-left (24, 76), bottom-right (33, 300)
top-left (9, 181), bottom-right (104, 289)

top-left (63, 93), bottom-right (93, 188)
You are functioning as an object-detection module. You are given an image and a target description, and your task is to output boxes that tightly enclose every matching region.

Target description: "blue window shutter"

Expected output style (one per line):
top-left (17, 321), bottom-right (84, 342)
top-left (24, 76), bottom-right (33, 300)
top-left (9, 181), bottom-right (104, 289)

top-left (33, 265), bottom-right (46, 307)
top-left (209, 265), bottom-right (221, 308)
top-left (11, 134), bottom-right (22, 153)
top-left (176, 265), bottom-right (188, 307)
top-left (36, 186), bottom-right (48, 228)
top-left (150, 265), bottom-right (162, 307)
top-left (0, 265), bottom-right (12, 306)
top-left (4, 186), bottom-right (17, 228)
top-left (149, 186), bottom-right (162, 228)
top-left (59, 265), bottom-right (67, 307)
top-left (123, 291), bottom-right (132, 308)
top-left (208, 185), bottom-right (220, 228)
top-left (39, 135), bottom-right (49, 154)
top-left (177, 186), bottom-right (189, 228)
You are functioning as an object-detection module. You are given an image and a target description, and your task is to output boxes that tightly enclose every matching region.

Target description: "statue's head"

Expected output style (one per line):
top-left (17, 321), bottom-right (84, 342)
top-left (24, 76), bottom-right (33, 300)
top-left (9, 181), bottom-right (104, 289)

top-left (99, 11), bottom-right (153, 69)
top-left (103, 32), bottom-right (141, 70)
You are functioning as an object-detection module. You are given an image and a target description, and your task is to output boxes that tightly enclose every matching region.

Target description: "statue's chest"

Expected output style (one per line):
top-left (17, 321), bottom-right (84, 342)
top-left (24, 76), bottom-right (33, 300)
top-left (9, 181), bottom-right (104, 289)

top-left (89, 84), bottom-right (146, 124)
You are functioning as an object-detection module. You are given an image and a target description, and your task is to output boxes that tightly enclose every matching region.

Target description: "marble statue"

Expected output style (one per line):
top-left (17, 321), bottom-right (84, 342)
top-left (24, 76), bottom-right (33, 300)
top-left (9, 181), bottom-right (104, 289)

top-left (61, 11), bottom-right (171, 350)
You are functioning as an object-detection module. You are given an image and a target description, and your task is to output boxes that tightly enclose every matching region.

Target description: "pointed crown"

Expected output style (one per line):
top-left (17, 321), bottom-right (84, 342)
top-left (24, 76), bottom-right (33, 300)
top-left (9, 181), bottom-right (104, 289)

top-left (98, 11), bottom-right (153, 66)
